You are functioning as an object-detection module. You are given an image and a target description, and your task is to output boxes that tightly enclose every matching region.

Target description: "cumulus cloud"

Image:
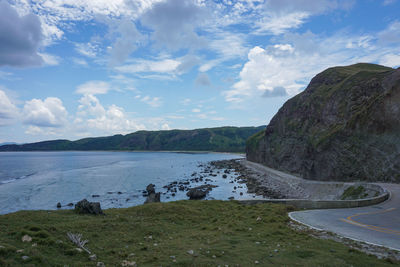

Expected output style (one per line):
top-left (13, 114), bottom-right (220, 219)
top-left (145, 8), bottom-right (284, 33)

top-left (23, 97), bottom-right (68, 127)
top-left (0, 89), bottom-right (19, 126)
top-left (76, 81), bottom-right (110, 95)
top-left (76, 94), bottom-right (145, 135)
top-left (225, 25), bottom-right (400, 102)
top-left (0, 1), bottom-right (43, 67)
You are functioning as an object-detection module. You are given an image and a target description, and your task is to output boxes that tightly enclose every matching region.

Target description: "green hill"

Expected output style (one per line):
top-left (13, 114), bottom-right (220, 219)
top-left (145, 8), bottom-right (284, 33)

top-left (0, 126), bottom-right (265, 153)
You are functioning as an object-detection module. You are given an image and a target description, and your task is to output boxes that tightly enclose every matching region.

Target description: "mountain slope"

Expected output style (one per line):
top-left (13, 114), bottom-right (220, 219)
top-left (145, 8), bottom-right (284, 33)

top-left (247, 63), bottom-right (400, 182)
top-left (0, 126), bottom-right (264, 153)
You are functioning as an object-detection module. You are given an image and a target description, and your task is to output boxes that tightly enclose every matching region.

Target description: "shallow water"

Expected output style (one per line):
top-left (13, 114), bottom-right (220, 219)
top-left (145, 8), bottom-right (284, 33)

top-left (0, 151), bottom-right (259, 214)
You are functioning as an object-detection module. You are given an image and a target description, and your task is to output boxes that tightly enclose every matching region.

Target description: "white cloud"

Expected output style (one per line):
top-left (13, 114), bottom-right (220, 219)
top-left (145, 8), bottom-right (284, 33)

top-left (76, 94), bottom-right (145, 135)
top-left (254, 0), bottom-right (355, 35)
top-left (72, 58), bottom-right (88, 66)
top-left (378, 21), bottom-right (400, 45)
top-left (225, 26), bottom-right (400, 102)
top-left (140, 96), bottom-right (162, 108)
top-left (38, 53), bottom-right (60, 66)
top-left (0, 89), bottom-right (19, 126)
top-left (23, 97), bottom-right (68, 127)
top-left (115, 58), bottom-right (182, 76)
top-left (75, 42), bottom-right (99, 58)
top-left (161, 123), bottom-right (170, 130)
top-left (254, 12), bottom-right (309, 35)
top-left (76, 81), bottom-right (110, 95)
top-left (192, 108), bottom-right (201, 113)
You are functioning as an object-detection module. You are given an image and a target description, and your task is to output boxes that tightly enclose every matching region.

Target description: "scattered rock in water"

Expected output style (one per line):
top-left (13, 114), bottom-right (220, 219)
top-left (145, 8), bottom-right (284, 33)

top-left (75, 199), bottom-right (103, 215)
top-left (92, 194), bottom-right (100, 198)
top-left (186, 185), bottom-right (217, 200)
top-left (67, 203), bottom-right (74, 207)
top-left (222, 174), bottom-right (227, 178)
top-left (22, 235), bottom-right (32, 242)
top-left (56, 202), bottom-right (61, 208)
top-left (228, 196), bottom-right (235, 200)
top-left (144, 184), bottom-right (161, 204)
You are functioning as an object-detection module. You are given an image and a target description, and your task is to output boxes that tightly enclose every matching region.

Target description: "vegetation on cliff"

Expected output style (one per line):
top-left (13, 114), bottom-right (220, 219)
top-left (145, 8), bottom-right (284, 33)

top-left (0, 126), bottom-right (264, 153)
top-left (0, 201), bottom-right (394, 266)
top-left (247, 63), bottom-right (400, 182)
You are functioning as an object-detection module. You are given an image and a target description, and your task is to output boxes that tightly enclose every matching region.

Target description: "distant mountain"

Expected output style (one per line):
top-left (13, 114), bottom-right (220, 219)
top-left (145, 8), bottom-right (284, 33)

top-left (0, 142), bottom-right (18, 146)
top-left (247, 63), bottom-right (400, 182)
top-left (0, 126), bottom-right (265, 153)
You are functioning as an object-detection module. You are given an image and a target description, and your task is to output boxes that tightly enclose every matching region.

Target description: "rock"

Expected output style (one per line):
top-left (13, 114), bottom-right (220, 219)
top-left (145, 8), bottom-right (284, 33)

top-left (121, 260), bottom-right (137, 266)
top-left (89, 254), bottom-right (97, 261)
top-left (144, 184), bottom-right (160, 204)
top-left (97, 262), bottom-right (106, 267)
top-left (222, 174), bottom-right (227, 178)
top-left (22, 255), bottom-right (30, 261)
top-left (228, 196), bottom-right (234, 200)
top-left (67, 203), bottom-right (74, 206)
top-left (187, 250), bottom-right (194, 255)
top-left (57, 202), bottom-right (61, 208)
top-left (186, 184), bottom-right (217, 200)
top-left (16, 249), bottom-right (24, 253)
top-left (146, 184), bottom-right (156, 194)
top-left (92, 194), bottom-right (100, 198)
top-left (247, 63), bottom-right (400, 182)
top-left (75, 199), bottom-right (103, 215)
top-left (75, 248), bottom-right (83, 253)
top-left (22, 235), bottom-right (32, 242)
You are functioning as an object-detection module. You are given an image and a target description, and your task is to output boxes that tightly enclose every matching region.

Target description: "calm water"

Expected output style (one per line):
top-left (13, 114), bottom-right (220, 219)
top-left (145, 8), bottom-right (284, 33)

top-left (0, 151), bottom-right (258, 214)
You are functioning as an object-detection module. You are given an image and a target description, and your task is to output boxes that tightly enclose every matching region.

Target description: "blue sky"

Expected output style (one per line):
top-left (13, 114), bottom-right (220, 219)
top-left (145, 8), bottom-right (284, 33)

top-left (0, 0), bottom-right (399, 143)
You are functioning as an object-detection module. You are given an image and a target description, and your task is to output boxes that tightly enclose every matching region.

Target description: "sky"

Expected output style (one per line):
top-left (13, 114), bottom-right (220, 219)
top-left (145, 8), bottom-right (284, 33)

top-left (0, 0), bottom-right (399, 143)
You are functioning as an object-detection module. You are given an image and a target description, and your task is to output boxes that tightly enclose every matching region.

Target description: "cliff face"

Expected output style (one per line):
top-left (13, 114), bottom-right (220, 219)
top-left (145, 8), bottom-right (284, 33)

top-left (247, 63), bottom-right (400, 182)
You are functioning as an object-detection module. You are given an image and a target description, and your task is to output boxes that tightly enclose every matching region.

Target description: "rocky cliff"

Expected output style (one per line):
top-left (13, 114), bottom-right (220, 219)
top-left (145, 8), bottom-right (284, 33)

top-left (247, 63), bottom-right (400, 182)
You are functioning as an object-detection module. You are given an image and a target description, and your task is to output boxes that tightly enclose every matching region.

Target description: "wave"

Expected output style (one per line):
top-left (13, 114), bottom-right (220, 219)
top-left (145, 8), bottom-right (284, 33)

top-left (0, 172), bottom-right (37, 185)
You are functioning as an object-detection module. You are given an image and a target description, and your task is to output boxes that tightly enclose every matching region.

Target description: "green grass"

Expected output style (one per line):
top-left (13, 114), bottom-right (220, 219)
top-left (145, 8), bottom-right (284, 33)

top-left (0, 201), bottom-right (395, 266)
top-left (341, 186), bottom-right (366, 200)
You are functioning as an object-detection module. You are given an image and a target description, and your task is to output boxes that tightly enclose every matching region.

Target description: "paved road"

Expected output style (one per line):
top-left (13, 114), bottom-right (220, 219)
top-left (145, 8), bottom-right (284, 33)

top-left (290, 183), bottom-right (400, 251)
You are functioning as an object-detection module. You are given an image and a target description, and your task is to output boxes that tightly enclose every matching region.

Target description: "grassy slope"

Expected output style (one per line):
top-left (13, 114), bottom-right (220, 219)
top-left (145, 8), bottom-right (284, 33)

top-left (0, 201), bottom-right (394, 266)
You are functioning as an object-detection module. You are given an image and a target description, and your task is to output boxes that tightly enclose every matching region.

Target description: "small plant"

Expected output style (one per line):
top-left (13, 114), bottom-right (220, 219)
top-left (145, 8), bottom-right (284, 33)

top-left (67, 232), bottom-right (91, 254)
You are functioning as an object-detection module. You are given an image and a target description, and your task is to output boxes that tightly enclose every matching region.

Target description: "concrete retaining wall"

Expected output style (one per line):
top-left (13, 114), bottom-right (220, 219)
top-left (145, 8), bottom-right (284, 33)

top-left (239, 185), bottom-right (389, 209)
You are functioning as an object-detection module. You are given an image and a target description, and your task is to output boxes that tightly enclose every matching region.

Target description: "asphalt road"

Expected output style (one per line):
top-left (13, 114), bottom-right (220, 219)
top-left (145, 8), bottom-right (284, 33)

top-left (290, 183), bottom-right (400, 251)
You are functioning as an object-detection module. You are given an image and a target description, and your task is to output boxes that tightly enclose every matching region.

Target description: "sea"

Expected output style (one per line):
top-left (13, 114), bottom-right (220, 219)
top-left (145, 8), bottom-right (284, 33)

top-left (0, 151), bottom-right (260, 214)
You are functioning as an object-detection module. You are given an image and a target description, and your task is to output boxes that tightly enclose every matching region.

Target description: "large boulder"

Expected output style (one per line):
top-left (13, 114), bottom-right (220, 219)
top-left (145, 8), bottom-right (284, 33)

top-left (247, 63), bottom-right (400, 182)
top-left (144, 184), bottom-right (161, 204)
top-left (75, 199), bottom-right (103, 215)
top-left (186, 184), bottom-right (217, 200)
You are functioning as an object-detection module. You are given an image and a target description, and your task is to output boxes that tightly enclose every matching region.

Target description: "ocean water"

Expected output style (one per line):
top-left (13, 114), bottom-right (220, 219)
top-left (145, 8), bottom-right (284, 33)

top-left (0, 151), bottom-right (258, 214)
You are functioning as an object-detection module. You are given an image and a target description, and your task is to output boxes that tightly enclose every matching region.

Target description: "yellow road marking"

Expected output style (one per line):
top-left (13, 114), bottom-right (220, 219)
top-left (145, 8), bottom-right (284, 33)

top-left (341, 208), bottom-right (400, 236)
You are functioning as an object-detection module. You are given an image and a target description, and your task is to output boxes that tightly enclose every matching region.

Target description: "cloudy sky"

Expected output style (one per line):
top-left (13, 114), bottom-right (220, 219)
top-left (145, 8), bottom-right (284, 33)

top-left (0, 0), bottom-right (399, 143)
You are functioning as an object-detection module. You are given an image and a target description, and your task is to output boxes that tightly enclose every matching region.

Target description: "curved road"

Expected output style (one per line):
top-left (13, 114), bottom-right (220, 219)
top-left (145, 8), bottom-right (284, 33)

top-left (290, 183), bottom-right (400, 251)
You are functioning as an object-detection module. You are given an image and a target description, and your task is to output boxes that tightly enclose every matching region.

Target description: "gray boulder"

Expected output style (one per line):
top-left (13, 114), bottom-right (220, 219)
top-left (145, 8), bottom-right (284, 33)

top-left (144, 184), bottom-right (160, 204)
top-left (75, 199), bottom-right (103, 215)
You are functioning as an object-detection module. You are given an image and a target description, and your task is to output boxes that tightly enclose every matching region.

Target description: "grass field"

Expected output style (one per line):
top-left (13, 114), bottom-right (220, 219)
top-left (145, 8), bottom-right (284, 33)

top-left (0, 200), bottom-right (396, 266)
